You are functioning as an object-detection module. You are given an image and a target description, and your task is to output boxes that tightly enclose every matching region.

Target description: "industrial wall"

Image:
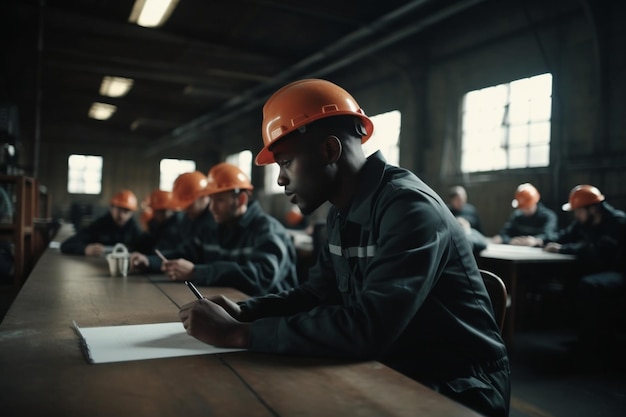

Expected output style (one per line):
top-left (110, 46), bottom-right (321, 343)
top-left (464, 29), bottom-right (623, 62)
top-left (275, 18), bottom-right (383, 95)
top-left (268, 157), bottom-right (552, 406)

top-left (32, 0), bottom-right (625, 235)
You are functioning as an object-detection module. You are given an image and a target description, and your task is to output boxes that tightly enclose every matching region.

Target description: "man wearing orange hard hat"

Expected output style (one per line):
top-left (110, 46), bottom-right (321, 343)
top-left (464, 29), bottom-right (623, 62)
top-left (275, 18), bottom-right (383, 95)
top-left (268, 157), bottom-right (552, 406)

top-left (131, 171), bottom-right (215, 272)
top-left (133, 189), bottom-right (182, 253)
top-left (61, 189), bottom-right (143, 256)
top-left (544, 185), bottom-right (626, 362)
top-left (178, 79), bottom-right (510, 417)
top-left (141, 163), bottom-right (298, 296)
top-left (491, 183), bottom-right (558, 247)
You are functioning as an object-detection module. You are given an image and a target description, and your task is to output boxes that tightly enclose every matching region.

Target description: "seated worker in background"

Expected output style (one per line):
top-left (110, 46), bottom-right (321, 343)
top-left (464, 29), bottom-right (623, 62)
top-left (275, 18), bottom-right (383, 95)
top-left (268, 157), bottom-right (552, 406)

top-left (179, 79), bottom-right (510, 417)
top-left (544, 185), bottom-right (626, 360)
top-left (133, 163), bottom-right (298, 296)
top-left (447, 185), bottom-right (487, 255)
top-left (61, 189), bottom-right (142, 256)
top-left (133, 189), bottom-right (182, 253)
top-left (172, 170), bottom-right (217, 241)
top-left (131, 171), bottom-right (215, 269)
top-left (456, 216), bottom-right (488, 256)
top-left (448, 185), bottom-right (483, 233)
top-left (491, 183), bottom-right (558, 246)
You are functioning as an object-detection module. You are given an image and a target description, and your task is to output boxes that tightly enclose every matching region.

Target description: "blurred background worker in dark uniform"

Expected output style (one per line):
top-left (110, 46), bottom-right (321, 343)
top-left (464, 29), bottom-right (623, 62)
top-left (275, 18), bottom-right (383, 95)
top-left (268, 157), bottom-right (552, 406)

top-left (491, 183), bottom-right (558, 247)
top-left (448, 185), bottom-right (483, 233)
top-left (171, 170), bottom-right (216, 242)
top-left (178, 79), bottom-right (510, 417)
top-left (131, 171), bottom-right (215, 270)
top-left (135, 163), bottom-right (298, 296)
top-left (61, 189), bottom-right (142, 256)
top-left (133, 189), bottom-right (182, 253)
top-left (544, 185), bottom-right (626, 361)
top-left (447, 185), bottom-right (487, 256)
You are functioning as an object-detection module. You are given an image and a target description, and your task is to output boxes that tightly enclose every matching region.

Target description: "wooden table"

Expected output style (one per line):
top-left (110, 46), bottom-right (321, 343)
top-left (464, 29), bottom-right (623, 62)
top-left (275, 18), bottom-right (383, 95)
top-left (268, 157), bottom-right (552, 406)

top-left (0, 234), bottom-right (481, 417)
top-left (478, 243), bottom-right (578, 348)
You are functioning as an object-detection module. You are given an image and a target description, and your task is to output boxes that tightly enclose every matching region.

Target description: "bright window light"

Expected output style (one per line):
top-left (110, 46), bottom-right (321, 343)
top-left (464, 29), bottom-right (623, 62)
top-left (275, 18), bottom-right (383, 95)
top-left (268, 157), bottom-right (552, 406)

top-left (129, 0), bottom-right (179, 28)
top-left (100, 76), bottom-right (134, 98)
top-left (226, 150), bottom-right (253, 183)
top-left (88, 102), bottom-right (116, 120)
top-left (363, 110), bottom-right (401, 166)
top-left (68, 154), bottom-right (103, 194)
top-left (159, 158), bottom-right (196, 191)
top-left (265, 163), bottom-right (281, 195)
top-left (460, 73), bottom-right (552, 172)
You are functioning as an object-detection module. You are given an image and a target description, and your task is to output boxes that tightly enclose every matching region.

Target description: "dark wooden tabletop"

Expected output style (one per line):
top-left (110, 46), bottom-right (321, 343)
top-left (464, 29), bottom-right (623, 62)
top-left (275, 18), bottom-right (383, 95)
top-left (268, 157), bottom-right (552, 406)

top-left (0, 230), bottom-right (481, 417)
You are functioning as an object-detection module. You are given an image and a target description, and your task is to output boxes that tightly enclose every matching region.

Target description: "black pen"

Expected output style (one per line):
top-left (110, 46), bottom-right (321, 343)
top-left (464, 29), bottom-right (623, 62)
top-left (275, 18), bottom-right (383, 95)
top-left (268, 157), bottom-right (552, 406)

top-left (184, 280), bottom-right (204, 300)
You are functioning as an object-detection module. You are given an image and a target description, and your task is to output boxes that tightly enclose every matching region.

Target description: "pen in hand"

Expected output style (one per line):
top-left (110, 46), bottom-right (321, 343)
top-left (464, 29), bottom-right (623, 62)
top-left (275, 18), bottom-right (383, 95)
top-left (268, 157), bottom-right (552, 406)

top-left (155, 249), bottom-right (168, 262)
top-left (185, 280), bottom-right (204, 300)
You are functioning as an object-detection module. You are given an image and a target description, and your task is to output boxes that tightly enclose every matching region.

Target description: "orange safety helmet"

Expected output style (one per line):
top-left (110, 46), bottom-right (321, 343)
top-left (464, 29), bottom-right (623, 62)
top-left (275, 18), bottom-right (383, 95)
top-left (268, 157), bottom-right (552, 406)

top-left (206, 163), bottom-right (253, 195)
top-left (148, 189), bottom-right (179, 211)
top-left (285, 205), bottom-right (304, 227)
top-left (110, 189), bottom-right (138, 211)
top-left (172, 171), bottom-right (210, 208)
top-left (511, 183), bottom-right (540, 209)
top-left (255, 79), bottom-right (374, 166)
top-left (562, 184), bottom-right (605, 211)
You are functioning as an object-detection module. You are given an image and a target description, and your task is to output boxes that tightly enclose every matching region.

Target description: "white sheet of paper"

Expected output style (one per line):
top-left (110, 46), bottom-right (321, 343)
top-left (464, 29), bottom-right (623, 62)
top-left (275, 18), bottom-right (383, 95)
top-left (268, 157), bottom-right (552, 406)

top-left (73, 321), bottom-right (244, 364)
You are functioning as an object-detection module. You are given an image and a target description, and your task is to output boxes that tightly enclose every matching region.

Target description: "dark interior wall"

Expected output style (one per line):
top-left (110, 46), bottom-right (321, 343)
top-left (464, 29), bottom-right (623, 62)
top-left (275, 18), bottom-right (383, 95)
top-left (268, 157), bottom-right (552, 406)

top-left (26, 0), bottom-right (626, 233)
top-left (417, 1), bottom-right (590, 235)
top-left (37, 139), bottom-right (219, 220)
top-left (299, 0), bottom-right (625, 236)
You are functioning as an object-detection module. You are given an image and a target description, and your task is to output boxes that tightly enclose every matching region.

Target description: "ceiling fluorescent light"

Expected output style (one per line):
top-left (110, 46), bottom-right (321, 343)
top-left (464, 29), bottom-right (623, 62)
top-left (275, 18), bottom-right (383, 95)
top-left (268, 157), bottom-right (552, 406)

top-left (100, 76), bottom-right (134, 98)
top-left (88, 103), bottom-right (117, 121)
top-left (129, 0), bottom-right (179, 28)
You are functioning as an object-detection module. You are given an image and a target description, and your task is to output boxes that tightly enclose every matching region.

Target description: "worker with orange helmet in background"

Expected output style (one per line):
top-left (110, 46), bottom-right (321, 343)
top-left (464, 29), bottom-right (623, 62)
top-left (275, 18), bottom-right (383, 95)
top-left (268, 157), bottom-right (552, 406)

top-left (133, 189), bottom-right (183, 253)
top-left (170, 170), bottom-right (216, 239)
top-left (133, 163), bottom-right (298, 296)
top-left (544, 185), bottom-right (626, 363)
top-left (178, 79), bottom-right (510, 417)
top-left (131, 171), bottom-right (216, 271)
top-left (61, 189), bottom-right (143, 256)
top-left (491, 183), bottom-right (558, 246)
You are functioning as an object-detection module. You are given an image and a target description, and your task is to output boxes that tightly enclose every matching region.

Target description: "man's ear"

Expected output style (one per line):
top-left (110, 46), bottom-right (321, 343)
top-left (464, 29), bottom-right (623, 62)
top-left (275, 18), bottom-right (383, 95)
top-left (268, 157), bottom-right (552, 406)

top-left (321, 135), bottom-right (342, 164)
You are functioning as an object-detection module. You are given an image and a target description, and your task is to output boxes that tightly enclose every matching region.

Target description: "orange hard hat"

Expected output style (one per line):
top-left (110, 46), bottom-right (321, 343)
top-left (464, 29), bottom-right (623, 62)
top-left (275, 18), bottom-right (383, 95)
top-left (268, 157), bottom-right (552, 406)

top-left (172, 171), bottom-right (210, 208)
top-left (285, 206), bottom-right (304, 227)
top-left (148, 189), bottom-right (179, 210)
top-left (562, 184), bottom-right (605, 211)
top-left (206, 163), bottom-right (253, 195)
top-left (512, 183), bottom-right (540, 209)
top-left (255, 79), bottom-right (374, 166)
top-left (110, 189), bottom-right (138, 211)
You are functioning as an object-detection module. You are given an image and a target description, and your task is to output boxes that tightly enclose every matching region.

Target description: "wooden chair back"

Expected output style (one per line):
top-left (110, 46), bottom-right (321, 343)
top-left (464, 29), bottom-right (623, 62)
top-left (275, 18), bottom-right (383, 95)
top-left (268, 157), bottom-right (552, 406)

top-left (479, 269), bottom-right (508, 333)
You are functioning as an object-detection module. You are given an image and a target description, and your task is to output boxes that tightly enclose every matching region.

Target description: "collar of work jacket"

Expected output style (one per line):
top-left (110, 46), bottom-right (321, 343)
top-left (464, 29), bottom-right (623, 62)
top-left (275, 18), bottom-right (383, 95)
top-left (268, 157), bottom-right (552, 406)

top-left (339, 151), bottom-right (388, 225)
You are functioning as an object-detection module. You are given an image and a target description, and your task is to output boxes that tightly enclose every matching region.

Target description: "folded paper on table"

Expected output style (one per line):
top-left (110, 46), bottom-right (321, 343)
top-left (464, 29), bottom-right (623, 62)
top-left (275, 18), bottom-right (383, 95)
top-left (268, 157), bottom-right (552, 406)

top-left (72, 321), bottom-right (244, 364)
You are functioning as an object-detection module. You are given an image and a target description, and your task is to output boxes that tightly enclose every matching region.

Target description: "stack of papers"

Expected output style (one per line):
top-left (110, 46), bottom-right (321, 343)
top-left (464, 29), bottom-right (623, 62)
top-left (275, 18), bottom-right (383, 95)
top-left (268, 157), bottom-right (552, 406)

top-left (72, 321), bottom-right (244, 364)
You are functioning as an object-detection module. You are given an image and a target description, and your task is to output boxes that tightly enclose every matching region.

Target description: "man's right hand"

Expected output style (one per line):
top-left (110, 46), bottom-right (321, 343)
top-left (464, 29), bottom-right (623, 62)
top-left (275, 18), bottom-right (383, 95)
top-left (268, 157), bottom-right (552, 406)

top-left (207, 294), bottom-right (243, 320)
top-left (543, 242), bottom-right (562, 253)
top-left (130, 252), bottom-right (149, 271)
top-left (84, 243), bottom-right (105, 257)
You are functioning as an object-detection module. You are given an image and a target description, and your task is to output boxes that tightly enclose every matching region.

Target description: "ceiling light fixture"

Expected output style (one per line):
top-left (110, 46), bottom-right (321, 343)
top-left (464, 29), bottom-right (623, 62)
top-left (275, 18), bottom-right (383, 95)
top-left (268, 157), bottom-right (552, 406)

top-left (128, 0), bottom-right (179, 28)
top-left (100, 76), bottom-right (134, 98)
top-left (88, 103), bottom-right (117, 121)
